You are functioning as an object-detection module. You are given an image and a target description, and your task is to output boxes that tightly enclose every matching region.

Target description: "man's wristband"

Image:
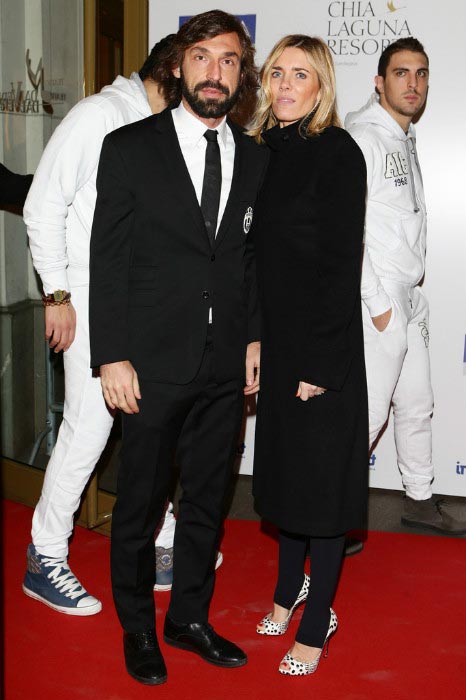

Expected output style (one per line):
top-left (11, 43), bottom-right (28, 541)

top-left (41, 290), bottom-right (71, 306)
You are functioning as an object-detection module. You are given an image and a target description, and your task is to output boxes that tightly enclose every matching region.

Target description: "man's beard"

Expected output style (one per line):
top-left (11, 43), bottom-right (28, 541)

top-left (180, 72), bottom-right (241, 119)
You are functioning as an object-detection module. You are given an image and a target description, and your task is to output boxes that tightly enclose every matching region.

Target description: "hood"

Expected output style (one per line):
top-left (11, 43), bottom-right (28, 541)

top-left (99, 72), bottom-right (150, 119)
top-left (345, 93), bottom-right (414, 142)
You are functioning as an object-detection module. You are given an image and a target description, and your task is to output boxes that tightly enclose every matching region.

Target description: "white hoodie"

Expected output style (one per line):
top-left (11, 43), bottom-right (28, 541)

top-left (24, 73), bottom-right (152, 293)
top-left (345, 94), bottom-right (427, 316)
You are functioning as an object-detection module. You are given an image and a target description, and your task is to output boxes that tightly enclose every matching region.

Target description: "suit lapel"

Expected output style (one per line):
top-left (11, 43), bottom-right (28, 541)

top-left (214, 120), bottom-right (243, 250)
top-left (154, 109), bottom-right (210, 249)
top-left (153, 110), bottom-right (245, 251)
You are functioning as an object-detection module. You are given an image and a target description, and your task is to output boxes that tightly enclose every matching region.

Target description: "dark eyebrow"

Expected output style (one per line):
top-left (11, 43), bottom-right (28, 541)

top-left (189, 46), bottom-right (240, 59)
top-left (392, 65), bottom-right (429, 73)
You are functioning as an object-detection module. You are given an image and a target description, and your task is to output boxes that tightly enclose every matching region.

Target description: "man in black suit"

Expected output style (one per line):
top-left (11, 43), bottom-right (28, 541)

top-left (89, 10), bottom-right (267, 685)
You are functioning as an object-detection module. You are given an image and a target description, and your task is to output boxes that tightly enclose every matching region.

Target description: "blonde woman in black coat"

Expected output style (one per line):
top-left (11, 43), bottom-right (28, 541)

top-left (249, 35), bottom-right (368, 677)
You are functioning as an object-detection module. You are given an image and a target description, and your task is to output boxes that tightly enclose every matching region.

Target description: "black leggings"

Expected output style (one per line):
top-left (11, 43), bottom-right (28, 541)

top-left (274, 530), bottom-right (345, 648)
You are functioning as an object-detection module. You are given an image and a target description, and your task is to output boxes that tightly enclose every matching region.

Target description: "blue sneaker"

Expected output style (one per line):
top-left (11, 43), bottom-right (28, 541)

top-left (22, 544), bottom-right (102, 616)
top-left (153, 547), bottom-right (223, 592)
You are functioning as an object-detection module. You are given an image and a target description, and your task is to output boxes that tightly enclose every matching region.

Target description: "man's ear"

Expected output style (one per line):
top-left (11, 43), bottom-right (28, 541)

top-left (374, 74), bottom-right (384, 95)
top-left (173, 66), bottom-right (181, 79)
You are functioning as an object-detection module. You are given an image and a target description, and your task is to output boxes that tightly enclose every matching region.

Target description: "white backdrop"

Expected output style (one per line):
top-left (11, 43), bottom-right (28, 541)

top-left (149, 0), bottom-right (466, 497)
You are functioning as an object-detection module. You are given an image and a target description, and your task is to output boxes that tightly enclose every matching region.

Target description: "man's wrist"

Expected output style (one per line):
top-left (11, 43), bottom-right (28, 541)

top-left (364, 290), bottom-right (391, 318)
top-left (41, 290), bottom-right (71, 306)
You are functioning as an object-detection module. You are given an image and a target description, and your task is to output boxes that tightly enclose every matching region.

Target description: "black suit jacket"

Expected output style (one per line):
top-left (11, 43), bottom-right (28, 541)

top-left (89, 108), bottom-right (268, 384)
top-left (0, 163), bottom-right (32, 209)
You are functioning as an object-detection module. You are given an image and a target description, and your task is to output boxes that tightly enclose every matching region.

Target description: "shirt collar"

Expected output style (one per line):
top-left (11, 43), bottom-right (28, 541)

top-left (172, 101), bottom-right (229, 149)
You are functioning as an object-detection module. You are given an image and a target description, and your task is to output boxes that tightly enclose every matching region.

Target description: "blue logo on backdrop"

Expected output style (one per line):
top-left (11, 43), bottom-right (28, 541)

top-left (369, 453), bottom-right (376, 470)
top-left (456, 462), bottom-right (465, 476)
top-left (179, 15), bottom-right (256, 43)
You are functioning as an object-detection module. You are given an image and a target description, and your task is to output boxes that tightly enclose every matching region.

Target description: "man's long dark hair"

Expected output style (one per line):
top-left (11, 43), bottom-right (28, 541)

top-left (155, 10), bottom-right (258, 123)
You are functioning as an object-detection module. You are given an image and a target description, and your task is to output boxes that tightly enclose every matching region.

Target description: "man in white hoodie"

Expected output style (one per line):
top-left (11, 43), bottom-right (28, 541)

top-left (346, 38), bottom-right (465, 534)
top-left (22, 36), bottom-right (183, 616)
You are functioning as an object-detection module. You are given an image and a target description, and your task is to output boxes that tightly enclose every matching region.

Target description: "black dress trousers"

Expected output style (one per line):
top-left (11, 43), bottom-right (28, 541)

top-left (111, 336), bottom-right (244, 632)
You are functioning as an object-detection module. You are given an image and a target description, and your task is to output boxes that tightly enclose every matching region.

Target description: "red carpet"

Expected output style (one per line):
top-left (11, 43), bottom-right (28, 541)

top-left (3, 499), bottom-right (466, 699)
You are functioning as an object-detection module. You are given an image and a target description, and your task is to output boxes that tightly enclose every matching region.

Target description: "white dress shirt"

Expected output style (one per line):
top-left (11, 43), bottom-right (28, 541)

top-left (171, 101), bottom-right (236, 323)
top-left (171, 101), bottom-right (235, 235)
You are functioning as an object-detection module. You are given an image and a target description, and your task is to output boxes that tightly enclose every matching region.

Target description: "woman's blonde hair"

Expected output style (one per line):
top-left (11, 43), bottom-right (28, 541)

top-left (249, 34), bottom-right (341, 142)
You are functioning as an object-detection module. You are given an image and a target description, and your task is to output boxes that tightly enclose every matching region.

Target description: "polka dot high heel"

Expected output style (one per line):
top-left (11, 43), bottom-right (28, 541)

top-left (256, 574), bottom-right (310, 636)
top-left (278, 608), bottom-right (338, 676)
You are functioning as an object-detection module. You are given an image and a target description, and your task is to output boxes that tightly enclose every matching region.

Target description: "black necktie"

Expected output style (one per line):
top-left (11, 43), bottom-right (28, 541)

top-left (201, 129), bottom-right (221, 246)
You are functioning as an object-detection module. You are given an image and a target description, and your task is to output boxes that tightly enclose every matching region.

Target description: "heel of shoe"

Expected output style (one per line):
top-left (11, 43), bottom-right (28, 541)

top-left (323, 639), bottom-right (330, 659)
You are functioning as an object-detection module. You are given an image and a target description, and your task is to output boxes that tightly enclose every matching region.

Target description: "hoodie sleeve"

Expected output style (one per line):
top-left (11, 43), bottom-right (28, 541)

top-left (23, 101), bottom-right (111, 294)
top-left (350, 135), bottom-right (391, 317)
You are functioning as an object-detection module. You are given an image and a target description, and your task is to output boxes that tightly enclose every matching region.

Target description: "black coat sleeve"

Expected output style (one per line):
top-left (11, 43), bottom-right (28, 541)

top-left (89, 134), bottom-right (134, 368)
top-left (299, 134), bottom-right (366, 391)
top-left (0, 163), bottom-right (33, 209)
top-left (244, 142), bottom-right (269, 344)
top-left (245, 224), bottom-right (260, 343)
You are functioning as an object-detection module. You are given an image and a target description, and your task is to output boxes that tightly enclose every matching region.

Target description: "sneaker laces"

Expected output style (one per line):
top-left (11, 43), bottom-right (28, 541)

top-left (41, 556), bottom-right (87, 600)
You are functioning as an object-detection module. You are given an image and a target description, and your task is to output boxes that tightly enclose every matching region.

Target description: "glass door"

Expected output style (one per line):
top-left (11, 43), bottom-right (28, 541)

top-left (1, 0), bottom-right (148, 534)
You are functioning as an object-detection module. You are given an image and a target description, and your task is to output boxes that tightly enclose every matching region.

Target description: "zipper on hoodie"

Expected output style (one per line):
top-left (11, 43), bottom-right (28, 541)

top-left (405, 137), bottom-right (420, 214)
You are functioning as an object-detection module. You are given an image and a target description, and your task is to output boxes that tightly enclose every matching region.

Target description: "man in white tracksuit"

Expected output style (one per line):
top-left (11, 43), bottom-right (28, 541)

top-left (22, 37), bottom-right (181, 615)
top-left (346, 37), bottom-right (465, 534)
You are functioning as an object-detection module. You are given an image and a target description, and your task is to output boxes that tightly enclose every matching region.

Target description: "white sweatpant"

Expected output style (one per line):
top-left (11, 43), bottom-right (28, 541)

top-left (363, 281), bottom-right (434, 500)
top-left (32, 284), bottom-right (176, 558)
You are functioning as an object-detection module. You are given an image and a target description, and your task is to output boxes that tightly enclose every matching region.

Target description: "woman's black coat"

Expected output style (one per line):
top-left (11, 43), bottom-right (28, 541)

top-left (252, 121), bottom-right (368, 536)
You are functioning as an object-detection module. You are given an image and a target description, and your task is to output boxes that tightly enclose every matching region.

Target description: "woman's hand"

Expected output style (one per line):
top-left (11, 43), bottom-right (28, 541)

top-left (296, 381), bottom-right (327, 401)
top-left (244, 341), bottom-right (261, 395)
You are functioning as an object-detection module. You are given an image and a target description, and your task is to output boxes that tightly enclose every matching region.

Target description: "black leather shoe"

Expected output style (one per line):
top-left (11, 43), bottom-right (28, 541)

top-left (123, 630), bottom-right (167, 685)
top-left (163, 616), bottom-right (247, 668)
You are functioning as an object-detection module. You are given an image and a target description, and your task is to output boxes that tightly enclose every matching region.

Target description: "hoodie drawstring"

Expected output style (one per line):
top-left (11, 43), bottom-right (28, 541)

top-left (405, 137), bottom-right (421, 214)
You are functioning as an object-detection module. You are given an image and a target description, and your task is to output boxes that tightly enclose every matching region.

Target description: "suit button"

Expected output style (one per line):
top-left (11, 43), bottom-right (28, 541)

top-left (202, 290), bottom-right (210, 300)
top-left (210, 254), bottom-right (216, 262)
